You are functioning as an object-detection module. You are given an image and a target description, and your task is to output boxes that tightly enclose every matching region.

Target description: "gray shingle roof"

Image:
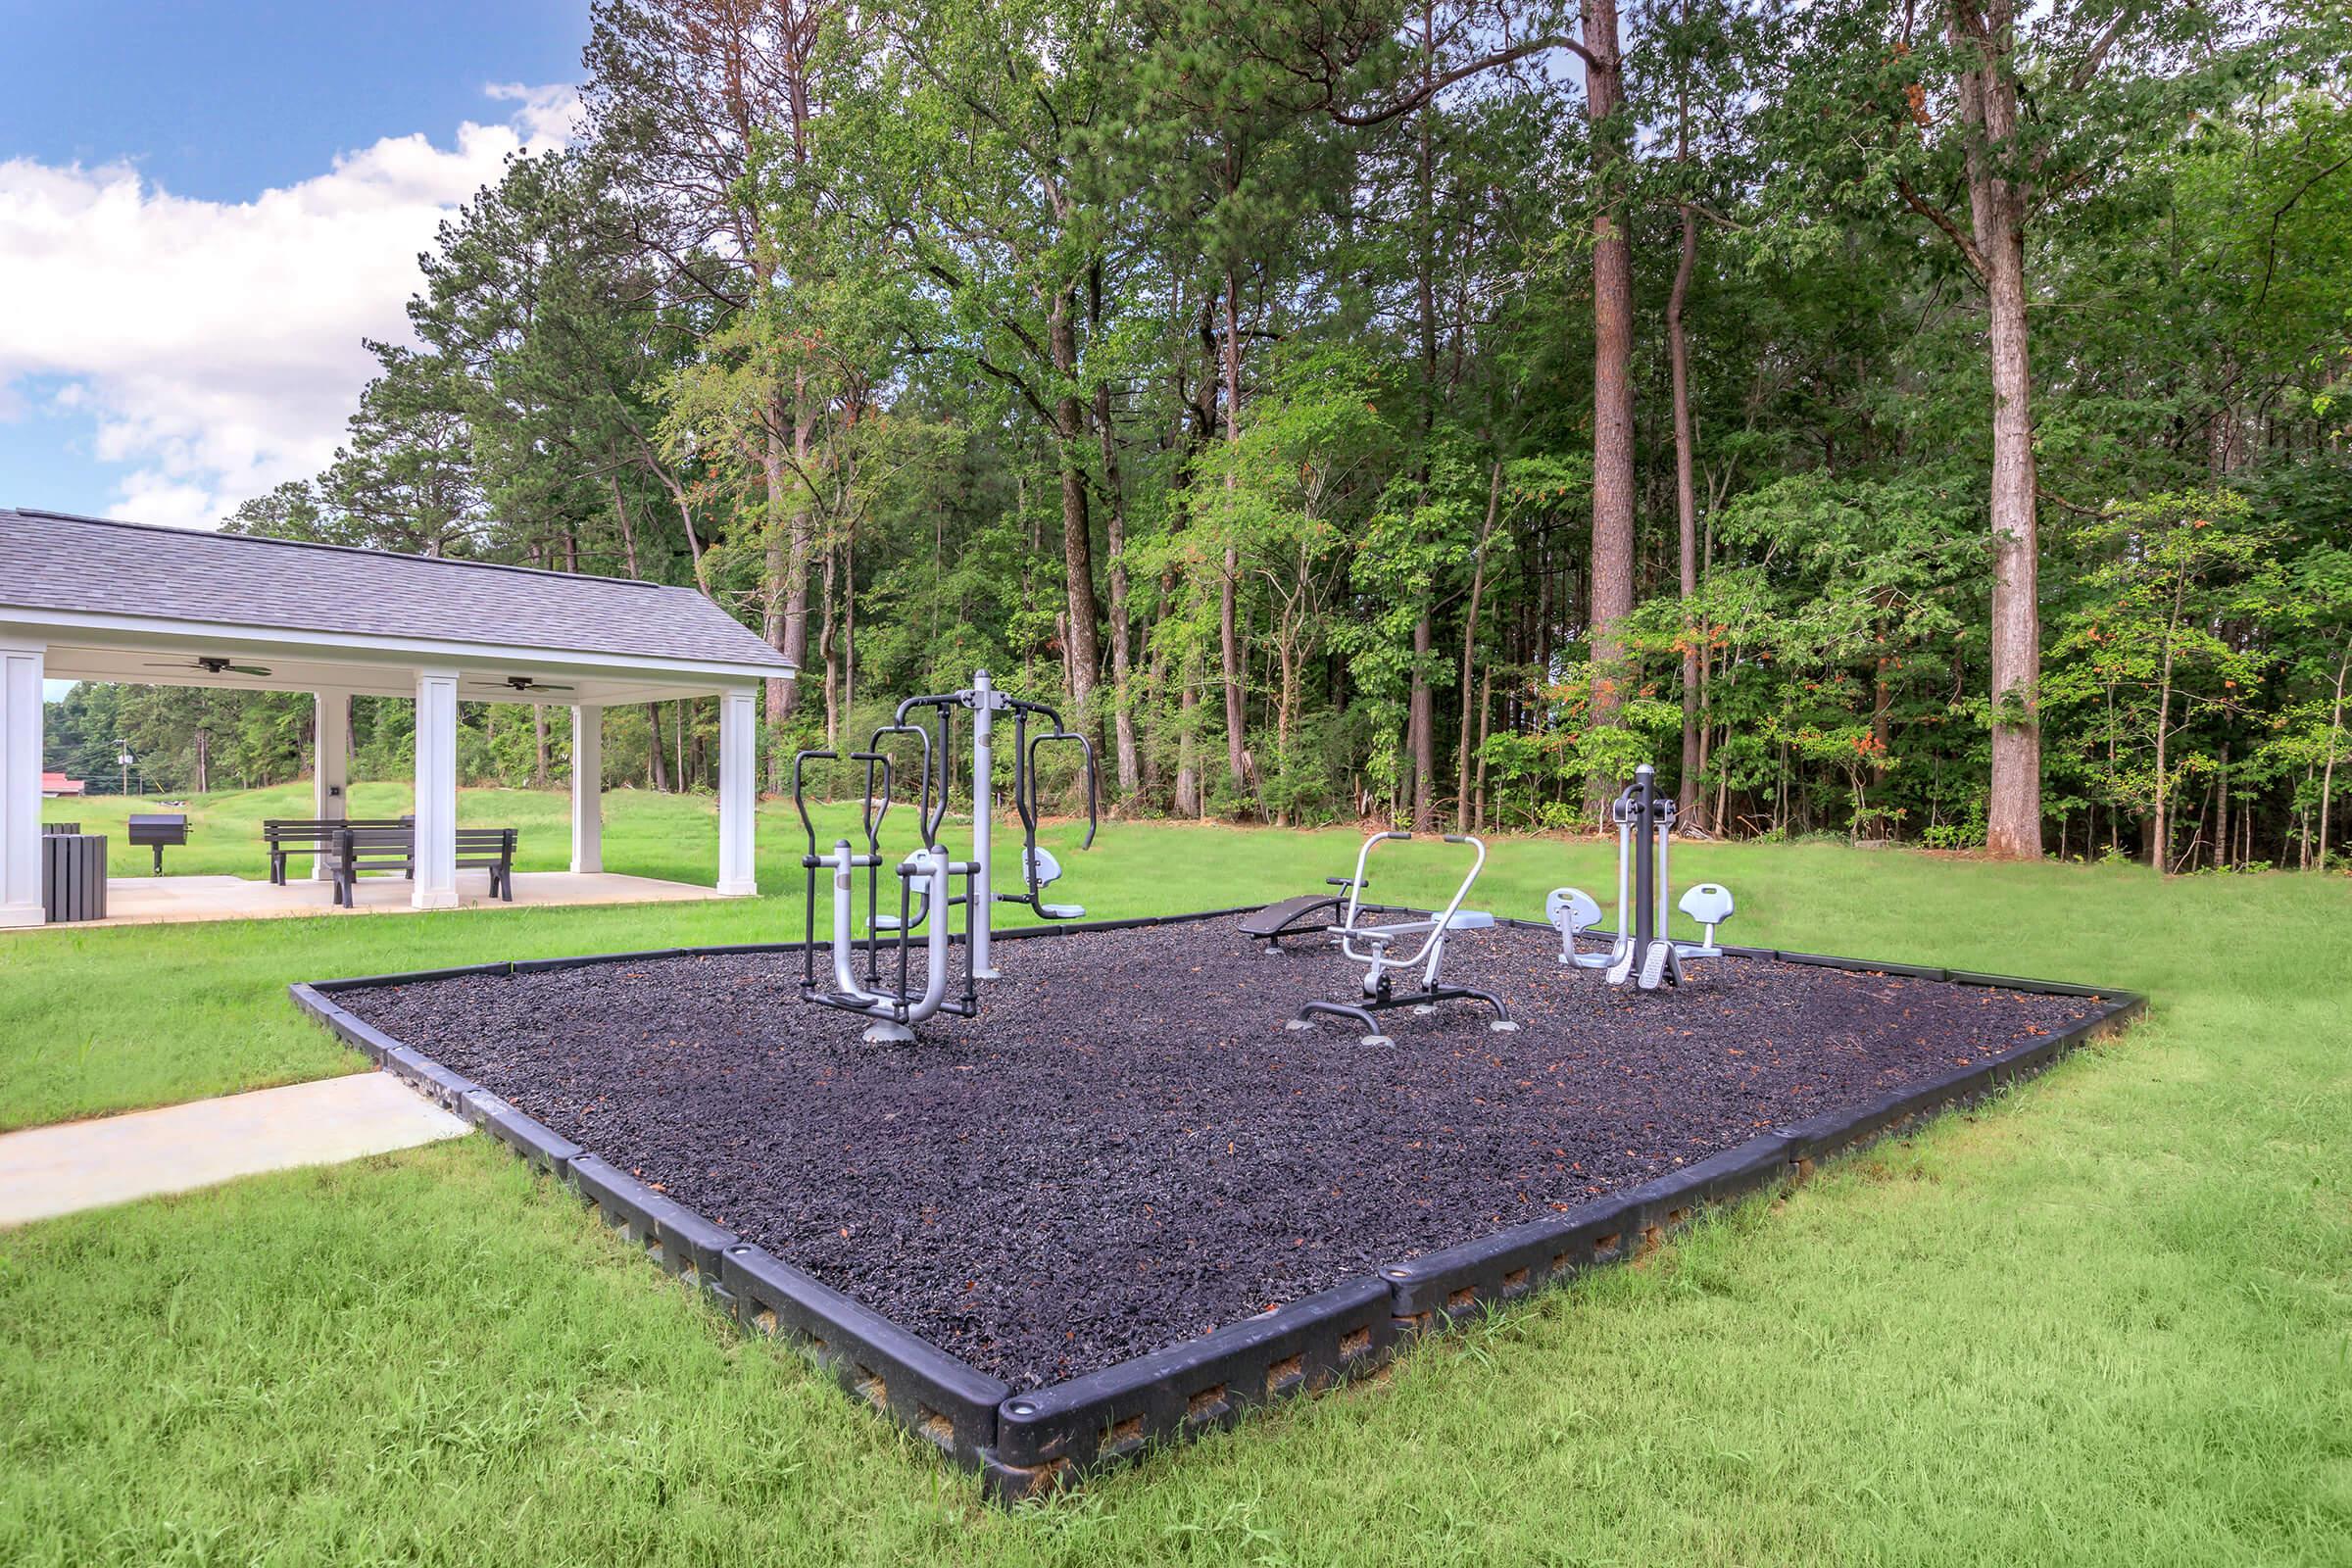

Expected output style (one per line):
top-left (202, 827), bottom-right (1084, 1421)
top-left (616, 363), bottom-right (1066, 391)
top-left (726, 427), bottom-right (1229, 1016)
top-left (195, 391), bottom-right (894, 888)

top-left (0, 509), bottom-right (794, 673)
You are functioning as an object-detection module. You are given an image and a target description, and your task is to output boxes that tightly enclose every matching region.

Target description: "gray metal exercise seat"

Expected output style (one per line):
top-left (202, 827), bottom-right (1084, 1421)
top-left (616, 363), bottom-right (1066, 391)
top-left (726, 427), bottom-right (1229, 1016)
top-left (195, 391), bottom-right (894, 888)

top-left (1238, 884), bottom-right (1353, 950)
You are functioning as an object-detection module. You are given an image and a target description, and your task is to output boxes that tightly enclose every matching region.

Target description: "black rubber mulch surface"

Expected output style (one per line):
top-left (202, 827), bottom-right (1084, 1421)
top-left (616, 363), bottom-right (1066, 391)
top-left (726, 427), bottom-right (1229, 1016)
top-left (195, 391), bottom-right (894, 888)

top-left (343, 916), bottom-right (2101, 1389)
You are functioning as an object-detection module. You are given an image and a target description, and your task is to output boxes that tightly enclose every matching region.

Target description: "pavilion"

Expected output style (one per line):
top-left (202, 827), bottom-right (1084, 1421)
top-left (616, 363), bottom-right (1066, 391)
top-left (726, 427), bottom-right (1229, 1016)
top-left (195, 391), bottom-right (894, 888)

top-left (0, 508), bottom-right (794, 927)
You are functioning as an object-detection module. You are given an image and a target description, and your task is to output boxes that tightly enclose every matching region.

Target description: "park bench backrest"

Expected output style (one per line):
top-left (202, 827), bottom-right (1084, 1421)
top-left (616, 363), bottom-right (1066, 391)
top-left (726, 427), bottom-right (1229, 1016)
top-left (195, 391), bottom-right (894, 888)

top-left (264, 817), bottom-right (411, 843)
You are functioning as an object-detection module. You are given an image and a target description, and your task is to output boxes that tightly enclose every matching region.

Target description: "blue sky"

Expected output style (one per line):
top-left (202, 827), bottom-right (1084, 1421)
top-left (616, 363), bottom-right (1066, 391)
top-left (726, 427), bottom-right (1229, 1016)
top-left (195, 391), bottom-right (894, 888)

top-left (0, 1), bottom-right (590, 526)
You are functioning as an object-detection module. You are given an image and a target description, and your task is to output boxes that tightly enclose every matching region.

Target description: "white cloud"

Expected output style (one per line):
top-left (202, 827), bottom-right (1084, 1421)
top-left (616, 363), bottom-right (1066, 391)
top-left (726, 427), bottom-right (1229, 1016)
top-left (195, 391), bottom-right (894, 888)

top-left (0, 86), bottom-right (578, 529)
top-left (485, 81), bottom-right (585, 145)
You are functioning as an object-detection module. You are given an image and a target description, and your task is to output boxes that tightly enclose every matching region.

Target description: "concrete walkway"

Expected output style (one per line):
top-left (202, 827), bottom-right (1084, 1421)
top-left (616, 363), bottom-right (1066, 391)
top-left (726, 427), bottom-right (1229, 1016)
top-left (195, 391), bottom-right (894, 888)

top-left (37, 869), bottom-right (729, 929)
top-left (0, 1073), bottom-right (468, 1227)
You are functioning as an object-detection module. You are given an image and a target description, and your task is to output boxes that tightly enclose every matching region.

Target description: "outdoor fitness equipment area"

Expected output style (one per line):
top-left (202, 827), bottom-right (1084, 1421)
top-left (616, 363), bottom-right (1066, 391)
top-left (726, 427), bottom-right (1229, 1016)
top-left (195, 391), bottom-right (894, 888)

top-left (1548, 762), bottom-right (1738, 991)
top-left (790, 668), bottom-right (1098, 1043)
top-left (293, 757), bottom-right (2143, 1503)
top-left (1283, 829), bottom-right (1516, 1045)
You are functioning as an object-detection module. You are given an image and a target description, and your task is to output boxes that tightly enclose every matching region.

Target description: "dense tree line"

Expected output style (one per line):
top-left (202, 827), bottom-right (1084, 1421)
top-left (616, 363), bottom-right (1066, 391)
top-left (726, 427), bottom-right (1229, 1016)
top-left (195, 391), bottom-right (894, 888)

top-left (97, 0), bottom-right (2352, 870)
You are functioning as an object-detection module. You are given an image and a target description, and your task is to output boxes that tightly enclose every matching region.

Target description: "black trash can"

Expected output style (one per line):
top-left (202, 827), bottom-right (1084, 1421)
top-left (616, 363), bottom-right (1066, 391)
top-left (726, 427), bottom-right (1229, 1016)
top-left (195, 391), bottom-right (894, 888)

top-left (42, 833), bottom-right (108, 922)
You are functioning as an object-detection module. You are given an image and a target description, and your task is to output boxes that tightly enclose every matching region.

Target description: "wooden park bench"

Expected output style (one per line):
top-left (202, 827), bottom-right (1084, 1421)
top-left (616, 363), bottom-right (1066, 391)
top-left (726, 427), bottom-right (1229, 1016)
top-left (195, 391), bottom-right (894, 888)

top-left (325, 825), bottom-right (416, 907)
top-left (264, 817), bottom-right (413, 885)
top-left (325, 823), bottom-right (517, 906)
top-left (455, 826), bottom-right (519, 903)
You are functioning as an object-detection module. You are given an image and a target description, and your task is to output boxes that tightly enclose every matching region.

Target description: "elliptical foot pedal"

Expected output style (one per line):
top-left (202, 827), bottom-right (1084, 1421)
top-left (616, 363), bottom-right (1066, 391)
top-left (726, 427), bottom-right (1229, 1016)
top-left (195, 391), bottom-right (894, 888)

top-left (1638, 942), bottom-right (1670, 991)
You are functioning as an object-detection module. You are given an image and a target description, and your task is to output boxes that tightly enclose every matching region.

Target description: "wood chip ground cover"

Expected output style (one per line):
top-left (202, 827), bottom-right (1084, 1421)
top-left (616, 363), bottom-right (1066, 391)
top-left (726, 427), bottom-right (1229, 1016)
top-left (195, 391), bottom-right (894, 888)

top-left (340, 917), bottom-right (2099, 1389)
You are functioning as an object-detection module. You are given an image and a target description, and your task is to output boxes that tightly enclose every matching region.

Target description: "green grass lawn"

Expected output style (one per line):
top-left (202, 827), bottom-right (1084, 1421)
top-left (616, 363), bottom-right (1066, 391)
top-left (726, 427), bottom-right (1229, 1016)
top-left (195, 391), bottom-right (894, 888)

top-left (4, 788), bottom-right (2349, 1563)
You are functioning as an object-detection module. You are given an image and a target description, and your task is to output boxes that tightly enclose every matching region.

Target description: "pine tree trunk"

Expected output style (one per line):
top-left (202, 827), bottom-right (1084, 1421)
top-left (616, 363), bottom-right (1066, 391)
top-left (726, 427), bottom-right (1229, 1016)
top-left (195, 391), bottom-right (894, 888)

top-left (818, 543), bottom-right (840, 750)
top-left (1473, 662), bottom-right (1494, 831)
top-left (1409, 614), bottom-right (1436, 831)
top-left (1583, 0), bottom-right (1637, 819)
top-left (785, 379), bottom-right (817, 688)
top-left (2319, 641), bottom-right (2348, 868)
top-left (1220, 270), bottom-right (1248, 794)
top-left (1409, 7), bottom-right (1441, 835)
top-left (763, 377), bottom-right (807, 793)
top-left (1670, 193), bottom-right (1702, 827)
top-left (1455, 462), bottom-right (1501, 831)
top-left (1177, 661), bottom-right (1202, 818)
top-left (1959, 1), bottom-right (2043, 859)
top-left (1094, 374), bottom-right (1142, 799)
top-left (1052, 292), bottom-right (1103, 721)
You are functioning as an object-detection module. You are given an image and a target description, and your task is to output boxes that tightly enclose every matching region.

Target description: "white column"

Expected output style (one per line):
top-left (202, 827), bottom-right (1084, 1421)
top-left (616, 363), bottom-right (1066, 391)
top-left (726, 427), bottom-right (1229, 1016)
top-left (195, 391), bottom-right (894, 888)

top-left (715, 687), bottom-right (757, 896)
top-left (0, 640), bottom-right (44, 928)
top-left (412, 668), bottom-right (460, 909)
top-left (569, 704), bottom-right (603, 875)
top-left (311, 690), bottom-right (349, 882)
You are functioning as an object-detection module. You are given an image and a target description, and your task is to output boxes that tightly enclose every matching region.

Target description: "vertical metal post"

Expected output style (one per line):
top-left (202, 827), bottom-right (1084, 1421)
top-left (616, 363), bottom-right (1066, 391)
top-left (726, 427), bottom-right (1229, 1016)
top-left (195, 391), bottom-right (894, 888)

top-left (1630, 763), bottom-right (1657, 954)
top-left (971, 667), bottom-right (997, 979)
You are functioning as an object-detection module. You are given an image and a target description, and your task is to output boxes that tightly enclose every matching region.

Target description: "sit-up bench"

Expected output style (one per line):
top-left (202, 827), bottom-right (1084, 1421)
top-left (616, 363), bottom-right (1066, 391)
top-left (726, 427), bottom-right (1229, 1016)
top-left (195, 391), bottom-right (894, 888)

top-left (1238, 879), bottom-right (1357, 950)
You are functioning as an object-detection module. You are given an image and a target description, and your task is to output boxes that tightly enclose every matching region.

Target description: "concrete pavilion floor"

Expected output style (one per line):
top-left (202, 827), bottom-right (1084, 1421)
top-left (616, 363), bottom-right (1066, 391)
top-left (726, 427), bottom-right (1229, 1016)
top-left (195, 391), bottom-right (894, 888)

top-left (43, 870), bottom-right (731, 928)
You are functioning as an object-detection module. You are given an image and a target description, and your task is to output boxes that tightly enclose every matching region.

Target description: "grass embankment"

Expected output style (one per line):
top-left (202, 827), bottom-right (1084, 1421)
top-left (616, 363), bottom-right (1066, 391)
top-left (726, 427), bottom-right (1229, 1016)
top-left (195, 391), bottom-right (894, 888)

top-left (2, 788), bottom-right (2347, 1563)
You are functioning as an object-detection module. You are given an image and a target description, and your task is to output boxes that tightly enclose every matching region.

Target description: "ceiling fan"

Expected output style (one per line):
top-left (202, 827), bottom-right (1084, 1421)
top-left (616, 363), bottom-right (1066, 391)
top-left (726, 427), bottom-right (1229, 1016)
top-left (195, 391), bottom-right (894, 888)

top-left (499, 674), bottom-right (574, 694)
top-left (145, 655), bottom-right (272, 678)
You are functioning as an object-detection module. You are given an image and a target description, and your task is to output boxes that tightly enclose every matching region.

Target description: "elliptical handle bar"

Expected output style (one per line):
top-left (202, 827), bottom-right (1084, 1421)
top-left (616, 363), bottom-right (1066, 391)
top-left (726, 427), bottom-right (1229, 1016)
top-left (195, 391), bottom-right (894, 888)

top-left (790, 749), bottom-right (838, 862)
top-left (866, 722), bottom-right (938, 850)
top-left (1025, 726), bottom-right (1099, 852)
top-left (847, 751), bottom-right (893, 856)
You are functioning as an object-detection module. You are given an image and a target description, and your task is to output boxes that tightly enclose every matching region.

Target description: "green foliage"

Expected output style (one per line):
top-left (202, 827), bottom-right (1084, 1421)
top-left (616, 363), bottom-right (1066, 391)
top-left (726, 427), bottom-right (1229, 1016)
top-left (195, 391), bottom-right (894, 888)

top-left (83, 0), bottom-right (2352, 860)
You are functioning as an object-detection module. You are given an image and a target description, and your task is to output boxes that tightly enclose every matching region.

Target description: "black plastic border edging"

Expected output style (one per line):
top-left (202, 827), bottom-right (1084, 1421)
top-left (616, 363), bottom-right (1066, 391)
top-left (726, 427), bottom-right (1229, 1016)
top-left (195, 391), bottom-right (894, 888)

top-left (286, 907), bottom-right (2145, 1505)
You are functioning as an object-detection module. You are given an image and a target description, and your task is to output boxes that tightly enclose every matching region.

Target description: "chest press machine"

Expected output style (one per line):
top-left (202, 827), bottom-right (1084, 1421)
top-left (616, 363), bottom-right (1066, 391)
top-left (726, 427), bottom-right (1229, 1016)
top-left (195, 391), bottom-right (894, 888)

top-left (1285, 829), bottom-right (1519, 1047)
top-left (1547, 763), bottom-right (1736, 992)
top-left (792, 668), bottom-right (1098, 1044)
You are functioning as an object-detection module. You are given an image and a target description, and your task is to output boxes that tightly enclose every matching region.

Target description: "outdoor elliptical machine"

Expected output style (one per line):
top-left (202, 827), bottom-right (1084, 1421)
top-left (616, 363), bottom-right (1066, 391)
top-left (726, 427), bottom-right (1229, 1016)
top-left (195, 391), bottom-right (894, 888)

top-left (1287, 829), bottom-right (1518, 1047)
top-left (1546, 762), bottom-right (1735, 992)
top-left (791, 668), bottom-right (1099, 1043)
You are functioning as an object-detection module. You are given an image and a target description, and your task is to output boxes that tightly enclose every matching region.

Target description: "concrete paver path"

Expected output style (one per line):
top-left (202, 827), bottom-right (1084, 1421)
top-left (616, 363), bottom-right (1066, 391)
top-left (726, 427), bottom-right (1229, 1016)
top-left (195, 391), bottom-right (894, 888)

top-left (0, 1073), bottom-right (468, 1227)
